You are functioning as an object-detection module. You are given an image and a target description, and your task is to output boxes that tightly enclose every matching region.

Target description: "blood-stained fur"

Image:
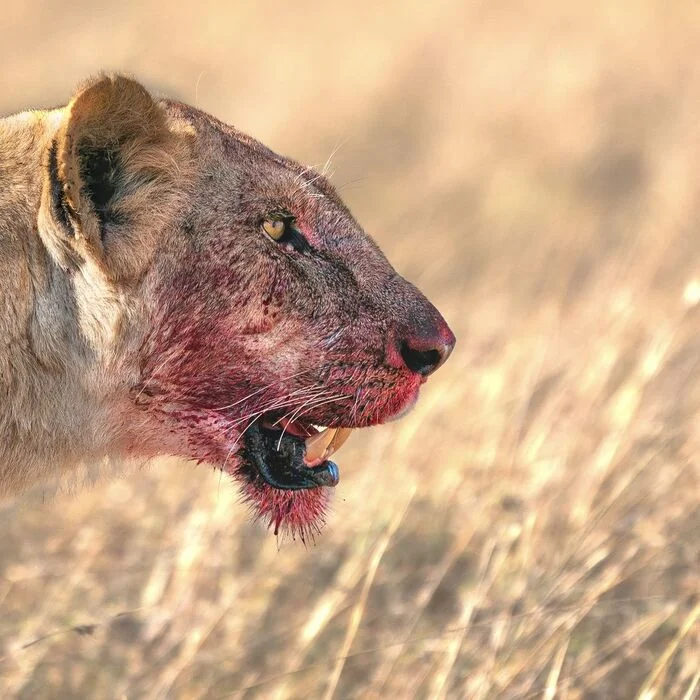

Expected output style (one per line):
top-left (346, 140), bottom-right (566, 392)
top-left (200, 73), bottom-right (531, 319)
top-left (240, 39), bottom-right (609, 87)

top-left (0, 75), bottom-right (455, 537)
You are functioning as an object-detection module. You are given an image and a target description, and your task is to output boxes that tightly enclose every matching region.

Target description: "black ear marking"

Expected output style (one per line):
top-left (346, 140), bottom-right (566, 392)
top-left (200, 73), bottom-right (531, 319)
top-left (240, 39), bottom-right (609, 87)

top-left (47, 139), bottom-right (125, 238)
top-left (78, 143), bottom-right (123, 231)
top-left (47, 140), bottom-right (73, 234)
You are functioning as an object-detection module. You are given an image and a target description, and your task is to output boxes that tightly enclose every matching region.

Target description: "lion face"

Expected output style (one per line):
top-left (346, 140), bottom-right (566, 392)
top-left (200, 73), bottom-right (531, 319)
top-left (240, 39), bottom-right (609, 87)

top-left (41, 76), bottom-right (455, 538)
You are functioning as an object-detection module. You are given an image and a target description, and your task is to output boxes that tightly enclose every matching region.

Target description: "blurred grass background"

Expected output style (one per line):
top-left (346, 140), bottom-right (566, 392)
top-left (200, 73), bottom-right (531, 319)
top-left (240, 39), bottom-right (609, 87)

top-left (1, 1), bottom-right (699, 698)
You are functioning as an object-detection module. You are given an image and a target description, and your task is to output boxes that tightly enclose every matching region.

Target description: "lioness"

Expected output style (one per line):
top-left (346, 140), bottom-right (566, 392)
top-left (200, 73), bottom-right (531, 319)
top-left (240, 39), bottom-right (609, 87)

top-left (0, 75), bottom-right (455, 537)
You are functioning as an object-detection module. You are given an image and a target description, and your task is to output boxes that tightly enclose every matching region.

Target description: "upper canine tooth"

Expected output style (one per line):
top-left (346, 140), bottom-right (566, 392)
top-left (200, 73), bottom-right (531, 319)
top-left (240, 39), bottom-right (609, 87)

top-left (304, 428), bottom-right (337, 462)
top-left (327, 428), bottom-right (353, 456)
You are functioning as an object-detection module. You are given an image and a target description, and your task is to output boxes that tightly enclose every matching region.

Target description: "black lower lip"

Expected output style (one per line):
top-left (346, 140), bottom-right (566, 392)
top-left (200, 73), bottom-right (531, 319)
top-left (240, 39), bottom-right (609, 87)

top-left (244, 423), bottom-right (340, 491)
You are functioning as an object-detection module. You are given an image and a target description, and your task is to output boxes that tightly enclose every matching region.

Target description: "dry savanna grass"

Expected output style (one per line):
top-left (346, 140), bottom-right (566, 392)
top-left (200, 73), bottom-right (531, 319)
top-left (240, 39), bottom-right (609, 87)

top-left (1, 1), bottom-right (699, 698)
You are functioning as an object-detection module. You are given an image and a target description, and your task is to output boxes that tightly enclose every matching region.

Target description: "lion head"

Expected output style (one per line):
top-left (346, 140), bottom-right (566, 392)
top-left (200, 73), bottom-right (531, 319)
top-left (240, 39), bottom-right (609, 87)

top-left (38, 75), bottom-right (455, 538)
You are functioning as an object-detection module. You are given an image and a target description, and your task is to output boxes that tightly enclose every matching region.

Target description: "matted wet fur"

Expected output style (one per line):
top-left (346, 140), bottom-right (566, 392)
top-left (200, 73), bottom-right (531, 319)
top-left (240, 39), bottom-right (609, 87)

top-left (0, 75), bottom-right (454, 538)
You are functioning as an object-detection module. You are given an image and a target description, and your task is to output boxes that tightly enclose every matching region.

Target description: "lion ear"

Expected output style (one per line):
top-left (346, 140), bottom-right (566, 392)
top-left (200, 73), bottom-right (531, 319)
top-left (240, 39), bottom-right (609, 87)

top-left (44, 74), bottom-right (185, 276)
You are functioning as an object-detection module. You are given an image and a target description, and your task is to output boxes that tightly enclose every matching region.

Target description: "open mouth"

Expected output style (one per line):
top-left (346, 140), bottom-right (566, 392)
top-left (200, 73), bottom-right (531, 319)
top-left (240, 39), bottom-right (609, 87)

top-left (243, 416), bottom-right (353, 492)
top-left (220, 381), bottom-right (425, 537)
top-left (229, 384), bottom-right (421, 537)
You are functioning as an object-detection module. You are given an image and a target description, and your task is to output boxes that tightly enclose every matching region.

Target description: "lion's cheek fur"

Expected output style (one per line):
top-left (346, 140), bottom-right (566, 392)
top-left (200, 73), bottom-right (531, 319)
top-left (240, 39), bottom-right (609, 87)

top-left (123, 391), bottom-right (333, 539)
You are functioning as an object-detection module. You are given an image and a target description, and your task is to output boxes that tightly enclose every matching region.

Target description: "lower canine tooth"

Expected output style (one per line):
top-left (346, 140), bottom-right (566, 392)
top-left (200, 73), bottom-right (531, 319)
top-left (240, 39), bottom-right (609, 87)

top-left (304, 428), bottom-right (337, 462)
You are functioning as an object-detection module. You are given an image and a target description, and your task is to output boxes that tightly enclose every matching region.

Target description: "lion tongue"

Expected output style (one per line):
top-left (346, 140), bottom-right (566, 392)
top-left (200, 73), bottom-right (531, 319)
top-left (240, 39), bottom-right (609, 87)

top-left (304, 427), bottom-right (353, 466)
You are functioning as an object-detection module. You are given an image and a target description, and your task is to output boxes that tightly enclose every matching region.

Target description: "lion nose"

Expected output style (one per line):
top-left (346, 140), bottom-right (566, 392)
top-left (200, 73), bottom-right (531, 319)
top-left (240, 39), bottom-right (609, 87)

top-left (383, 275), bottom-right (456, 377)
top-left (388, 306), bottom-right (456, 377)
top-left (399, 325), bottom-right (455, 376)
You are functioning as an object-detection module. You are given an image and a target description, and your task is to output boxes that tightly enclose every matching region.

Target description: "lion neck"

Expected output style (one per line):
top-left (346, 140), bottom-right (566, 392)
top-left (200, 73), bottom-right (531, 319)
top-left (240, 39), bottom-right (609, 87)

top-left (0, 110), bottom-right (117, 494)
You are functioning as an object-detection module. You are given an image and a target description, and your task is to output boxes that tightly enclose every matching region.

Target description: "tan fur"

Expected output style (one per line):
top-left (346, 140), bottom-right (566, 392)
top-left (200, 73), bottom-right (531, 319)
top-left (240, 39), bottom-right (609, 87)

top-left (0, 75), bottom-right (192, 496)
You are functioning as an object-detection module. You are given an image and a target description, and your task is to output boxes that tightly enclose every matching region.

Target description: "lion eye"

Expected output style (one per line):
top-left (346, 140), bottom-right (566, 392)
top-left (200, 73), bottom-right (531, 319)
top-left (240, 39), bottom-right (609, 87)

top-left (260, 213), bottom-right (311, 254)
top-left (262, 218), bottom-right (286, 241)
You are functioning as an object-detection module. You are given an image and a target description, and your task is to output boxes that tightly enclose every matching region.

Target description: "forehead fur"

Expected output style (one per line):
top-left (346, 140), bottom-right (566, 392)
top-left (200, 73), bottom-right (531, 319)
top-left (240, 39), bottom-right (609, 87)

top-left (160, 100), bottom-right (347, 204)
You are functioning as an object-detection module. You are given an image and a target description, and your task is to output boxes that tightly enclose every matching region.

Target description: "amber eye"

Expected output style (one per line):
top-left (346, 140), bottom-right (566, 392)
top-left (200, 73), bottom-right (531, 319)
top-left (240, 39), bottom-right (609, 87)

top-left (262, 218), bottom-right (286, 241)
top-left (260, 214), bottom-right (311, 254)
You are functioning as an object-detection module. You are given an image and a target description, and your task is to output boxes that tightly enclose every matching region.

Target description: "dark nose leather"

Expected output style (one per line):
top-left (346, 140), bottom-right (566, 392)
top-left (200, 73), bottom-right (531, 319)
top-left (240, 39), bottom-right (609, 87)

top-left (397, 319), bottom-right (455, 376)
top-left (399, 332), bottom-right (455, 376)
top-left (385, 277), bottom-right (456, 377)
